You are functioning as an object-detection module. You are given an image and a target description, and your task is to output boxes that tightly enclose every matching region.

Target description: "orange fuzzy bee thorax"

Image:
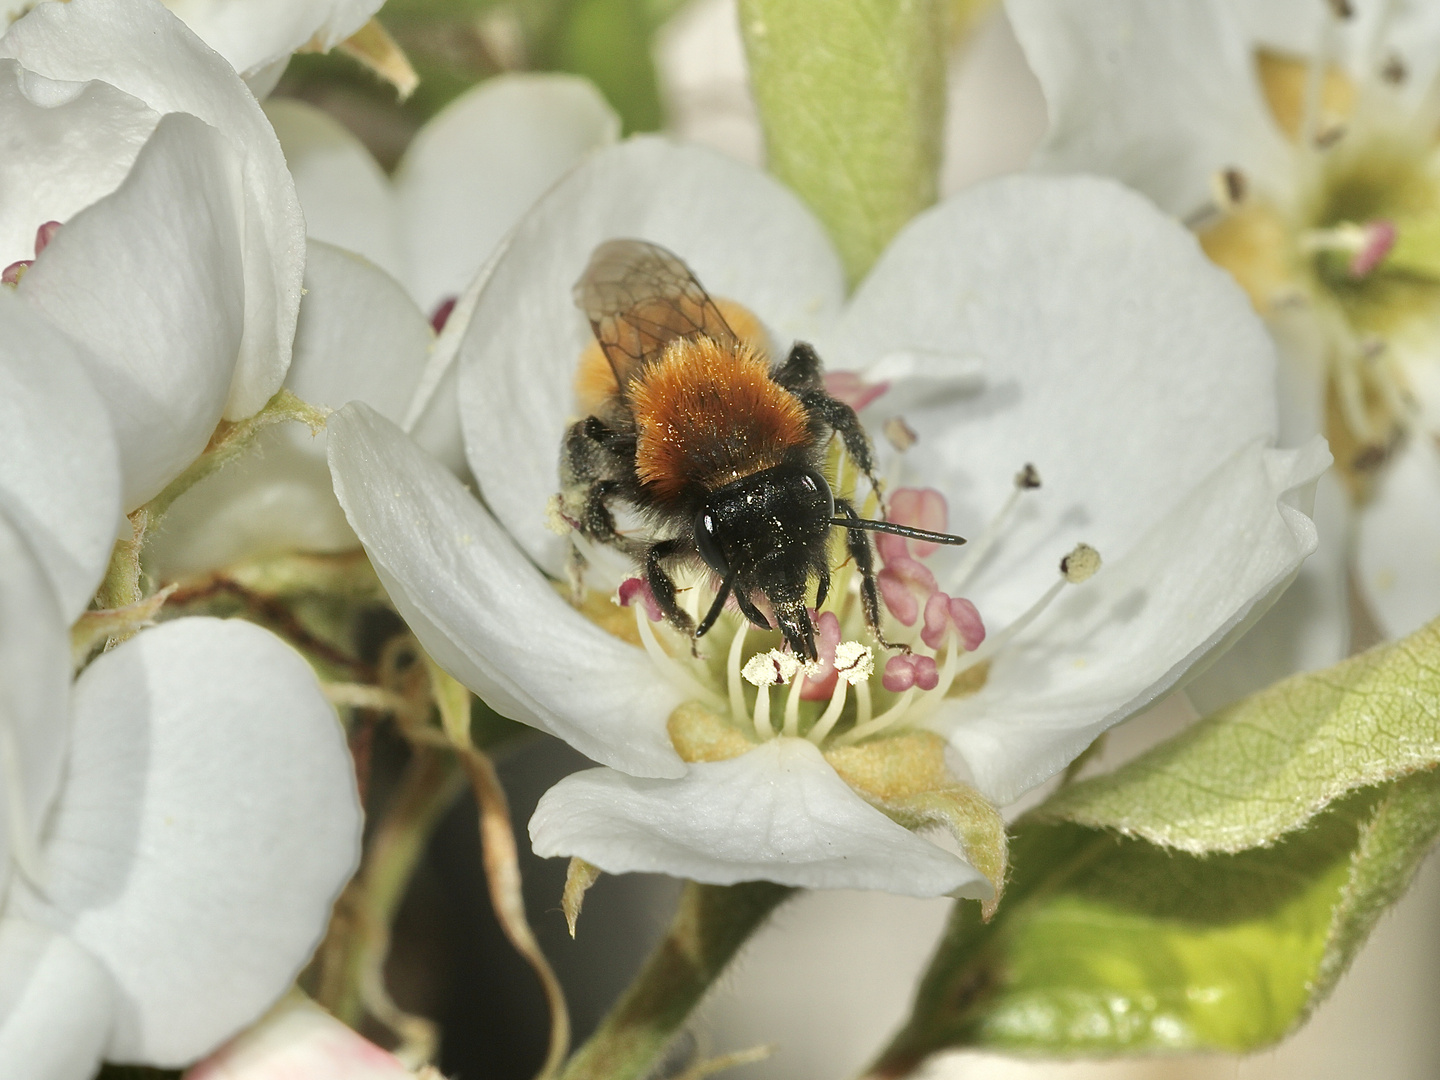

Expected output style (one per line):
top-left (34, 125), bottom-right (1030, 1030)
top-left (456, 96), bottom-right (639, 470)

top-left (629, 336), bottom-right (810, 502)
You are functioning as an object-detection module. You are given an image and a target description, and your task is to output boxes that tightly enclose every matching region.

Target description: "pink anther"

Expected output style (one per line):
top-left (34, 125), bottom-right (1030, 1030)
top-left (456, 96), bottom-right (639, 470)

top-left (921, 592), bottom-right (986, 651)
top-left (617, 577), bottom-right (662, 622)
top-left (886, 487), bottom-right (949, 558)
top-left (33, 221), bottom-right (61, 255)
top-left (882, 653), bottom-right (939, 693)
top-left (824, 370), bottom-right (889, 412)
top-left (877, 555), bottom-right (937, 626)
top-left (800, 610), bottom-right (842, 700)
top-left (1350, 220), bottom-right (1396, 278)
top-left (430, 295), bottom-right (458, 334)
top-left (1, 260), bottom-right (30, 286)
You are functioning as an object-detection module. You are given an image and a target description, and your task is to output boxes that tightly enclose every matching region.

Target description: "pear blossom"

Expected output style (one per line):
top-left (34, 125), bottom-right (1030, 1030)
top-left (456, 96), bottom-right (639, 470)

top-left (145, 76), bottom-right (621, 577)
top-left (0, 295), bottom-right (361, 1079)
top-left (0, 0), bottom-right (305, 512)
top-left (2, 0), bottom-right (383, 93)
top-left (327, 138), bottom-right (1327, 898)
top-left (1006, 0), bottom-right (1440, 648)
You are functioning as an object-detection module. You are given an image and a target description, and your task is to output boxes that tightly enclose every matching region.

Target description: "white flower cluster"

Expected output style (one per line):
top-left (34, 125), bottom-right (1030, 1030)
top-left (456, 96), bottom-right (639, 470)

top-left (6, 0), bottom-right (1384, 1071)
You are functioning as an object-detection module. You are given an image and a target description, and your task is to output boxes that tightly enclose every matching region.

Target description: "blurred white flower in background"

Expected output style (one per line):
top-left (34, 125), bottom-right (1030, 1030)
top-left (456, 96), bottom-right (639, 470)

top-left (3, 0), bottom-right (388, 94)
top-left (1004, 0), bottom-right (1440, 659)
top-left (147, 75), bottom-right (621, 578)
top-left (326, 137), bottom-right (1325, 897)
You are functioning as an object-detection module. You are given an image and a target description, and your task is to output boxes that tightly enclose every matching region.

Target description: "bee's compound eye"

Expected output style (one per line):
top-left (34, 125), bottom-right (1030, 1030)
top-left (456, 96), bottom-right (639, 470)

top-left (801, 469), bottom-right (835, 519)
top-left (695, 509), bottom-right (728, 575)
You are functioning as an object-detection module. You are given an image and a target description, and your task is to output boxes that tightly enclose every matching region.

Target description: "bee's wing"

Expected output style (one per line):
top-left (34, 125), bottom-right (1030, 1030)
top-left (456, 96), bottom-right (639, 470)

top-left (574, 239), bottom-right (738, 391)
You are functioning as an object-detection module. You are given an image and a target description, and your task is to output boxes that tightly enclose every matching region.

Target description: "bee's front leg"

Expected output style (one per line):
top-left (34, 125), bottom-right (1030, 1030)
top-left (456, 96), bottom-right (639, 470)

top-left (644, 537), bottom-right (697, 642)
top-left (835, 497), bottom-right (909, 654)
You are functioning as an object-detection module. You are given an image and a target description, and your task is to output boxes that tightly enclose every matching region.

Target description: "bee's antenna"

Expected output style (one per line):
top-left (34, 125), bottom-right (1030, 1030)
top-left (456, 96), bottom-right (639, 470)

top-left (828, 518), bottom-right (967, 546)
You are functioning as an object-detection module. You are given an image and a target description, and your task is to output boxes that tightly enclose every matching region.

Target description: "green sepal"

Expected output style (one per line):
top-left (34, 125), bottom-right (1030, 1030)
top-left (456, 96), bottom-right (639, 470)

top-left (739, 0), bottom-right (948, 283)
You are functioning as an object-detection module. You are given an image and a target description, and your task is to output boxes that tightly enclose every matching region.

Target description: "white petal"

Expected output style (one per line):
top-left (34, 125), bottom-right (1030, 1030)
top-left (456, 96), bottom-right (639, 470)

top-left (1186, 467), bottom-right (1350, 714)
top-left (148, 241), bottom-right (432, 577)
top-left (457, 136), bottom-right (845, 574)
top-left (0, 917), bottom-right (114, 1080)
top-left (530, 738), bottom-right (987, 898)
top-left (15, 618), bottom-right (361, 1067)
top-left (0, 59), bottom-right (157, 268)
top-left (835, 174), bottom-right (1279, 630)
top-left (161, 0), bottom-right (382, 82)
top-left (0, 289), bottom-right (120, 616)
top-left (266, 98), bottom-right (405, 283)
top-left (1357, 437), bottom-right (1440, 640)
top-left (1005, 0), bottom-right (1289, 218)
top-left (393, 73), bottom-right (620, 314)
top-left (943, 437), bottom-right (1330, 806)
top-left (327, 402), bottom-right (687, 778)
top-left (19, 112), bottom-right (245, 511)
top-left (2, 0), bottom-right (307, 419)
top-left (0, 508), bottom-right (71, 902)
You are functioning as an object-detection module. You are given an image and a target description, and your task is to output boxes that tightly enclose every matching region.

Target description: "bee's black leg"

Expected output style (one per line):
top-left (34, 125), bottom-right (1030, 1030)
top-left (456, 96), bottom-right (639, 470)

top-left (802, 389), bottom-right (884, 500)
top-left (735, 591), bottom-right (772, 630)
top-left (836, 497), bottom-right (909, 654)
top-left (644, 537), bottom-right (695, 638)
top-left (696, 574), bottom-right (734, 638)
top-left (814, 562), bottom-right (831, 610)
top-left (773, 340), bottom-right (825, 392)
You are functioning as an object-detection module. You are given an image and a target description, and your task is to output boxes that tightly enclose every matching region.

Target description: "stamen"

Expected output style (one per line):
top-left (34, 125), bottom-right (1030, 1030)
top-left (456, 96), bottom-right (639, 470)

top-left (883, 416), bottom-right (917, 452)
top-left (836, 687), bottom-right (916, 746)
top-left (617, 577), bottom-right (662, 622)
top-left (949, 463), bottom-right (1041, 591)
top-left (824, 371), bottom-right (889, 412)
top-left (727, 618), bottom-right (750, 723)
top-left (742, 649), bottom-right (798, 740)
top-left (806, 642), bottom-right (872, 744)
top-left (1301, 221), bottom-right (1397, 277)
top-left (1210, 167), bottom-right (1247, 211)
top-left (635, 603), bottom-right (725, 710)
top-left (1, 261), bottom-right (30, 287)
top-left (952, 542), bottom-right (1102, 680)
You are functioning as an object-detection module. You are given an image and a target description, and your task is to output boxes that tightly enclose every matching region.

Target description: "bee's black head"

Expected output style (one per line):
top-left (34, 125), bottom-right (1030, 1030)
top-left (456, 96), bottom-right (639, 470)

top-left (694, 464), bottom-right (834, 661)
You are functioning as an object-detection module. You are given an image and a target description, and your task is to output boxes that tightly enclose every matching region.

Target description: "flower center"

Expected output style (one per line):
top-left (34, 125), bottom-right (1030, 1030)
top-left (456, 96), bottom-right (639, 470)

top-left (1196, 26), bottom-right (1440, 487)
top-left (608, 446), bottom-right (1100, 761)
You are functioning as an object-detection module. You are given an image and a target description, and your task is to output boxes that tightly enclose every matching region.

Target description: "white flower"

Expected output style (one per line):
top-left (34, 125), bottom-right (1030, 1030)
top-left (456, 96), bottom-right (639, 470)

top-left (0, 298), bottom-right (361, 1079)
top-left (3, 0), bottom-right (383, 92)
top-left (0, 0), bottom-right (304, 511)
top-left (145, 76), bottom-right (621, 577)
top-left (1006, 0), bottom-right (1440, 647)
top-left (326, 138), bottom-right (1327, 897)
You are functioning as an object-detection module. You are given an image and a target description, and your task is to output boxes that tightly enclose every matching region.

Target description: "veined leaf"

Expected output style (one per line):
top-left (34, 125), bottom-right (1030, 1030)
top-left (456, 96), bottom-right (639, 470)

top-left (871, 770), bottom-right (1440, 1070)
top-left (871, 619), bottom-right (1440, 1071)
top-left (739, 0), bottom-right (948, 283)
top-left (1039, 618), bottom-right (1440, 853)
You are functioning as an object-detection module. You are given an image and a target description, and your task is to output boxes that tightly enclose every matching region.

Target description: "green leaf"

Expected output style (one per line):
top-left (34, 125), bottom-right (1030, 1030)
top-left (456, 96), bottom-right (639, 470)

top-left (870, 769), bottom-right (1440, 1072)
top-left (739, 0), bottom-right (948, 283)
top-left (1038, 618), bottom-right (1440, 852)
top-left (869, 620), bottom-right (1440, 1072)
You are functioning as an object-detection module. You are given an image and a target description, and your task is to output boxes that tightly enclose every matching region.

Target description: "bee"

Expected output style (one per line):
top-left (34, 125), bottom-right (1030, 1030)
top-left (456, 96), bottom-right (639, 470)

top-left (558, 239), bottom-right (966, 662)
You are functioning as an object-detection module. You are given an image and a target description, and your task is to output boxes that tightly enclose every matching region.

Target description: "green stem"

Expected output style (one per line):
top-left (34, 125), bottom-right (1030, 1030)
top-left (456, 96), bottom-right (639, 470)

top-left (739, 0), bottom-right (948, 284)
top-left (558, 881), bottom-right (795, 1080)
